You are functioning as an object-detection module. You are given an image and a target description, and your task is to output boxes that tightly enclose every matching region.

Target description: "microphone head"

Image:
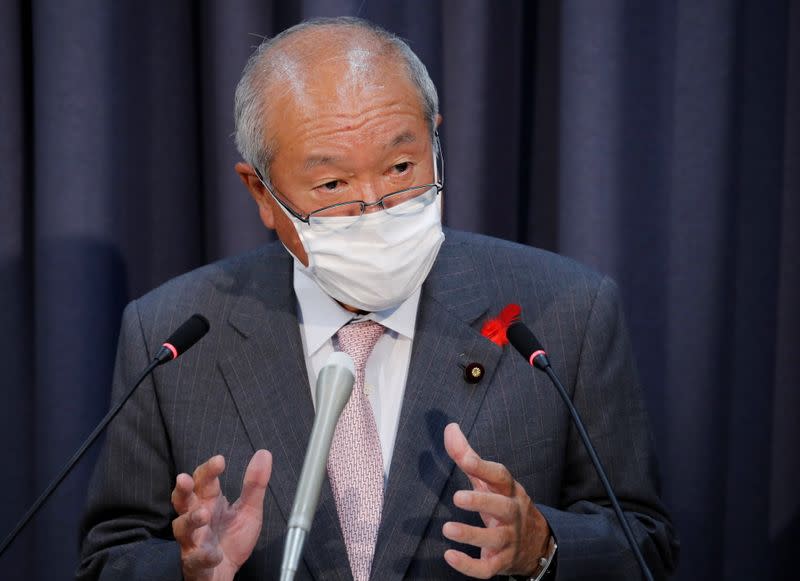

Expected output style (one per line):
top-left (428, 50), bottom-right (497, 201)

top-left (507, 321), bottom-right (549, 369)
top-left (162, 314), bottom-right (210, 358)
top-left (314, 352), bottom-right (355, 415)
top-left (323, 351), bottom-right (355, 376)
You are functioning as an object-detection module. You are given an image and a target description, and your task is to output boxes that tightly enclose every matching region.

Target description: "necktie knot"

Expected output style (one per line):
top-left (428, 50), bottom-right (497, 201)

top-left (335, 320), bottom-right (385, 370)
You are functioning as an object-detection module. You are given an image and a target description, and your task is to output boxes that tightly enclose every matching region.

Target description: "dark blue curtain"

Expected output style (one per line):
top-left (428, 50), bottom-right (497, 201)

top-left (1, 1), bottom-right (797, 579)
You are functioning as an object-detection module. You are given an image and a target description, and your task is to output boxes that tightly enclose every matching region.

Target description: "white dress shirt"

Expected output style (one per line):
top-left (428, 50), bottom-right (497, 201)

top-left (293, 259), bottom-right (420, 477)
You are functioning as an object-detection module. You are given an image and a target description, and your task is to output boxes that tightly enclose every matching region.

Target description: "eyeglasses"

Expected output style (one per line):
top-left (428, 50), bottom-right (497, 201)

top-left (254, 139), bottom-right (444, 233)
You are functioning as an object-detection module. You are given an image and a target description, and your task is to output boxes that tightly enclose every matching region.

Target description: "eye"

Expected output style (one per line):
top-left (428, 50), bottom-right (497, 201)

top-left (391, 162), bottom-right (411, 174)
top-left (322, 180), bottom-right (340, 191)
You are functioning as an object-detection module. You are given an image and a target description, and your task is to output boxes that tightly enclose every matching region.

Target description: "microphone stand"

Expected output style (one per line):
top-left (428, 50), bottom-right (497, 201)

top-left (0, 360), bottom-right (159, 557)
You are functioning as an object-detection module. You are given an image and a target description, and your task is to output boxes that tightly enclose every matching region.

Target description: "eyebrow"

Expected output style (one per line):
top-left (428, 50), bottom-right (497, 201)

top-left (387, 131), bottom-right (417, 148)
top-left (301, 132), bottom-right (419, 171)
top-left (303, 155), bottom-right (339, 171)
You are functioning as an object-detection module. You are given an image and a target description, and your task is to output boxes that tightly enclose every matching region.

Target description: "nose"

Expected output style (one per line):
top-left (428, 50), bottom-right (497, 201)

top-left (360, 182), bottom-right (384, 214)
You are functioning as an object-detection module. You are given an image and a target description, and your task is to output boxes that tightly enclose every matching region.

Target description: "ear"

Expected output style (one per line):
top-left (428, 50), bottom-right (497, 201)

top-left (435, 113), bottom-right (443, 129)
top-left (235, 162), bottom-right (277, 229)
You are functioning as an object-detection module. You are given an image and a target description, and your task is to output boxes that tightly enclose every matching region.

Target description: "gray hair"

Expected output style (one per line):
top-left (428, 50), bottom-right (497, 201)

top-left (233, 16), bottom-right (439, 180)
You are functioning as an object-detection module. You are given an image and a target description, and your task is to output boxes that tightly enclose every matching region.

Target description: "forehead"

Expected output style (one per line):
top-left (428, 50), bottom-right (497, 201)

top-left (264, 37), bottom-right (428, 156)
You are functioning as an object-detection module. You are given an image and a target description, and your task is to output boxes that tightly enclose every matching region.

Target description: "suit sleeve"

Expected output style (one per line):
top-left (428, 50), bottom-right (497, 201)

top-left (536, 276), bottom-right (680, 580)
top-left (76, 301), bottom-right (183, 580)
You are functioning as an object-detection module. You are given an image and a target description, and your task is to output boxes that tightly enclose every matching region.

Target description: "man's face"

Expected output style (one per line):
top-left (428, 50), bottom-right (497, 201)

top-left (239, 50), bottom-right (437, 267)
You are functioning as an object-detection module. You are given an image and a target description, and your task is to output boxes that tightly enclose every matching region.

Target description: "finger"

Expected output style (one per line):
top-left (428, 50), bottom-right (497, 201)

top-left (443, 549), bottom-right (503, 580)
top-left (452, 490), bottom-right (516, 522)
top-left (443, 425), bottom-right (490, 494)
top-left (236, 449), bottom-right (273, 513)
top-left (443, 423), bottom-right (485, 490)
top-left (172, 506), bottom-right (210, 546)
top-left (444, 422), bottom-right (475, 470)
top-left (192, 455), bottom-right (226, 500)
top-left (467, 458), bottom-right (515, 495)
top-left (444, 423), bottom-right (514, 495)
top-left (171, 473), bottom-right (196, 515)
top-left (442, 521), bottom-right (513, 551)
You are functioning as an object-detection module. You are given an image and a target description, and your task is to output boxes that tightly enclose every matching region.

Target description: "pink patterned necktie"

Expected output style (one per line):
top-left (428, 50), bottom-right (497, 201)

top-left (327, 320), bottom-right (385, 581)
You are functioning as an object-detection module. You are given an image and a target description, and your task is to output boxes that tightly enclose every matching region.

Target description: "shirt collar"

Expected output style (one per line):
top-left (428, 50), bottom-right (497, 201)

top-left (293, 259), bottom-right (421, 356)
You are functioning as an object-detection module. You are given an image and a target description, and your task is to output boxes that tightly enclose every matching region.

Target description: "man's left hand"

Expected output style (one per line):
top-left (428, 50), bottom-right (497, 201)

top-left (442, 422), bottom-right (551, 579)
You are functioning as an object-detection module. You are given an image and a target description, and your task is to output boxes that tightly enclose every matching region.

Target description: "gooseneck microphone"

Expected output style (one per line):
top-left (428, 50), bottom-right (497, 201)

top-left (506, 321), bottom-right (654, 581)
top-left (280, 352), bottom-right (356, 581)
top-left (0, 314), bottom-right (210, 558)
top-left (153, 314), bottom-right (211, 364)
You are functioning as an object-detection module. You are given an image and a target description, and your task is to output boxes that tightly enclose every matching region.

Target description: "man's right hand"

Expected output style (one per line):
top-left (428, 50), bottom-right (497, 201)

top-left (171, 450), bottom-right (272, 581)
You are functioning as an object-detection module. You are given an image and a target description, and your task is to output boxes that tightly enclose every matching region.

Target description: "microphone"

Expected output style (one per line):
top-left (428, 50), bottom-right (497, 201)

top-left (154, 314), bottom-right (211, 363)
top-left (506, 321), bottom-right (654, 581)
top-left (280, 352), bottom-right (355, 581)
top-left (0, 314), bottom-right (210, 558)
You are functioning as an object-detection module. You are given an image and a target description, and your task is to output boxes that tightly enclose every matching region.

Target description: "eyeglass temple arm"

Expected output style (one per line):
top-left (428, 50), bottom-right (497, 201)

top-left (253, 166), bottom-right (311, 223)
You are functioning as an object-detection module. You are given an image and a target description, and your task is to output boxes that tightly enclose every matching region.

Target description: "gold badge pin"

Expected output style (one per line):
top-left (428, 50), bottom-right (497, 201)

top-left (463, 362), bottom-right (484, 384)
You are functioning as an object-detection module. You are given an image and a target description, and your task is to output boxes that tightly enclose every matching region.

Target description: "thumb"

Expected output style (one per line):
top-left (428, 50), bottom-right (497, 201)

top-left (238, 449), bottom-right (272, 512)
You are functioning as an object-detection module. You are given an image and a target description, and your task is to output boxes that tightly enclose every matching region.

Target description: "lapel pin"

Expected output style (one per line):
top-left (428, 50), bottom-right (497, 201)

top-left (463, 361), bottom-right (485, 384)
top-left (457, 353), bottom-right (485, 384)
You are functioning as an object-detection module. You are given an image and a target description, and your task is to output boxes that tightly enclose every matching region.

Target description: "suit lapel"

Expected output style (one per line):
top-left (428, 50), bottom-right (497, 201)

top-left (217, 247), bottom-right (351, 580)
top-left (371, 238), bottom-right (502, 581)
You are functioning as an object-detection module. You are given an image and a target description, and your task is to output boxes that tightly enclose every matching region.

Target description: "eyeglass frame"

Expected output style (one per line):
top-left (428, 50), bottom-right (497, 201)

top-left (253, 133), bottom-right (444, 224)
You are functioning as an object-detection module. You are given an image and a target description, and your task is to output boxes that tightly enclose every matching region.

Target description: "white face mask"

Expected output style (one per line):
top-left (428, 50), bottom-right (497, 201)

top-left (277, 186), bottom-right (445, 312)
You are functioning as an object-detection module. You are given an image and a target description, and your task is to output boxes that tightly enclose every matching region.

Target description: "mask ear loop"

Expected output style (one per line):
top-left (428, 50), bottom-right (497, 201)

top-left (433, 131), bottom-right (444, 187)
top-left (432, 131), bottom-right (445, 221)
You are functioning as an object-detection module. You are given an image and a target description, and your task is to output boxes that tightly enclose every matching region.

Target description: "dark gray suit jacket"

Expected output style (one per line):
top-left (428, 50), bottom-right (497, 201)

top-left (78, 229), bottom-right (679, 580)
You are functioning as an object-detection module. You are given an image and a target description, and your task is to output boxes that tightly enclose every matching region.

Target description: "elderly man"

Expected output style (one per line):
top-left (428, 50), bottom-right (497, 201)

top-left (79, 17), bottom-right (678, 581)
